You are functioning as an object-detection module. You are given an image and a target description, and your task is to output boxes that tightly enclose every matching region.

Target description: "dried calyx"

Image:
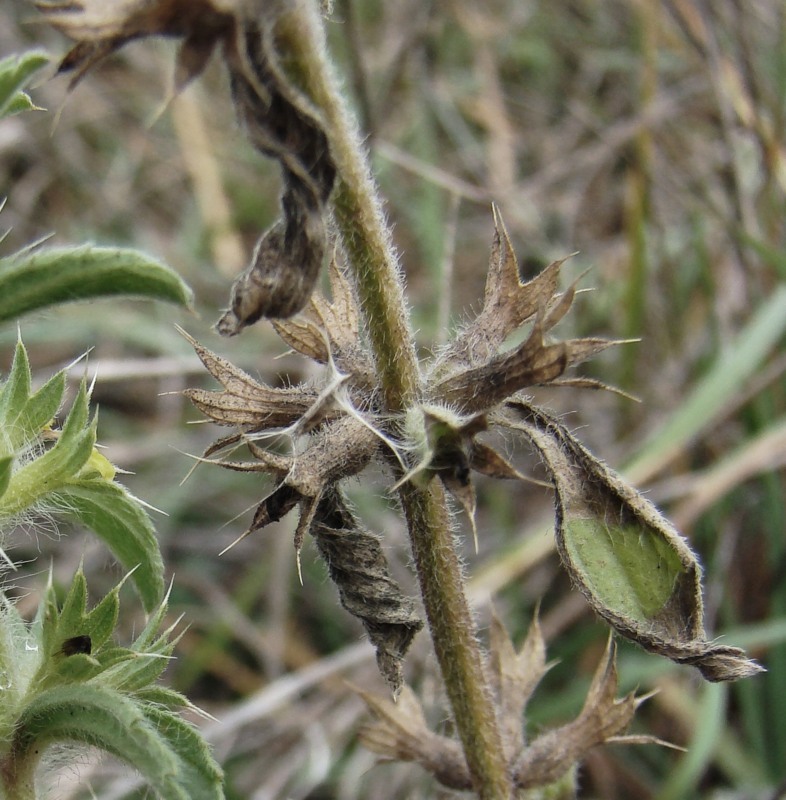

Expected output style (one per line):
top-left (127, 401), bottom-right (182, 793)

top-left (359, 612), bottom-right (668, 793)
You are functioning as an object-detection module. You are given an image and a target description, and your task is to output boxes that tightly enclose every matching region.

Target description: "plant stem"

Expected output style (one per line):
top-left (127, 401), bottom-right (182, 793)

top-left (0, 752), bottom-right (38, 800)
top-left (274, 5), bottom-right (513, 797)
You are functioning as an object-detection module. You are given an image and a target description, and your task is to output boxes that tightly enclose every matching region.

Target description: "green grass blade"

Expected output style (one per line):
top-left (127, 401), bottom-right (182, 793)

top-left (655, 682), bottom-right (727, 800)
top-left (628, 285), bottom-right (786, 481)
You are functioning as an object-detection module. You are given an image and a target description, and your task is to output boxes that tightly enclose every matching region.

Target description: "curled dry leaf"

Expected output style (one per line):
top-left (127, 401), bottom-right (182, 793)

top-left (37, 0), bottom-right (335, 328)
top-left (313, 489), bottom-right (423, 695)
top-left (216, 19), bottom-right (335, 329)
top-left (502, 401), bottom-right (763, 682)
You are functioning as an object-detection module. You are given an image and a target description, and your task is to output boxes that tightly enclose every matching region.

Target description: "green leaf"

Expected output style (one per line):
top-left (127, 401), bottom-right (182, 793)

top-left (0, 245), bottom-right (193, 324)
top-left (11, 683), bottom-right (188, 800)
top-left (0, 340), bottom-right (66, 454)
top-left (0, 341), bottom-right (33, 436)
top-left (56, 568), bottom-right (88, 641)
top-left (51, 479), bottom-right (165, 612)
top-left (20, 369), bottom-right (67, 443)
top-left (49, 652), bottom-right (102, 684)
top-left (142, 704), bottom-right (225, 800)
top-left (504, 401), bottom-right (763, 682)
top-left (0, 387), bottom-right (96, 516)
top-left (135, 685), bottom-right (192, 710)
top-left (83, 584), bottom-right (121, 651)
top-left (0, 51), bottom-right (49, 119)
top-left (563, 519), bottom-right (687, 622)
top-left (0, 456), bottom-right (12, 500)
top-left (2, 90), bottom-right (43, 117)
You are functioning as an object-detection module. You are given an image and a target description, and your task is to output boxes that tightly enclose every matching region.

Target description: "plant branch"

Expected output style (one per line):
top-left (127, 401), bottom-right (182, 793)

top-left (273, 4), bottom-right (513, 796)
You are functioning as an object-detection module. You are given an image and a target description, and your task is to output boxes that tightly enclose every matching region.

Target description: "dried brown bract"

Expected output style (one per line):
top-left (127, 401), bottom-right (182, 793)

top-left (34, 0), bottom-right (237, 89)
top-left (358, 614), bottom-right (660, 793)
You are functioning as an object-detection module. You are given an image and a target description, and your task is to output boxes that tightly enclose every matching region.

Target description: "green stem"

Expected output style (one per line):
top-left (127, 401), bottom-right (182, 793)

top-left (274, 5), bottom-right (513, 797)
top-left (0, 750), bottom-right (39, 800)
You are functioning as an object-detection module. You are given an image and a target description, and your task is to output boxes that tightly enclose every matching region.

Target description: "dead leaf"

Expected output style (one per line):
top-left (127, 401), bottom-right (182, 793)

top-left (314, 489), bottom-right (423, 695)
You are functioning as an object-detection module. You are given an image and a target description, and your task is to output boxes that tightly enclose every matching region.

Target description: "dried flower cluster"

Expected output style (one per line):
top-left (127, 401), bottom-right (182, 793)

top-left (359, 614), bottom-right (664, 794)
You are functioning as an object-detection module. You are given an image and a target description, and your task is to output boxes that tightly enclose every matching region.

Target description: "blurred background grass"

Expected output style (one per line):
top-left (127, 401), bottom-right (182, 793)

top-left (2, 1), bottom-right (786, 798)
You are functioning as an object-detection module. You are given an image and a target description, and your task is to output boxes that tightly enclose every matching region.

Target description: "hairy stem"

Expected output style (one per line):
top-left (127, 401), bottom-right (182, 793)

top-left (0, 750), bottom-right (38, 800)
top-left (274, 4), bottom-right (513, 797)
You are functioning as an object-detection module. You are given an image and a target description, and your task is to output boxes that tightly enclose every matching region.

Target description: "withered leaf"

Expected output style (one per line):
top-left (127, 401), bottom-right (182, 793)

top-left (488, 609), bottom-right (550, 758)
top-left (217, 21), bottom-right (336, 330)
top-left (358, 618), bottom-right (652, 793)
top-left (513, 638), bottom-right (638, 789)
top-left (35, 0), bottom-right (236, 88)
top-left (273, 256), bottom-right (372, 383)
top-left (357, 685), bottom-right (470, 790)
top-left (432, 317), bottom-right (569, 414)
top-left (441, 206), bottom-right (567, 370)
top-left (180, 327), bottom-right (315, 433)
top-left (430, 208), bottom-right (624, 413)
top-left (502, 401), bottom-right (763, 682)
top-left (38, 1), bottom-right (335, 327)
top-left (221, 416), bottom-right (379, 569)
top-left (314, 489), bottom-right (423, 695)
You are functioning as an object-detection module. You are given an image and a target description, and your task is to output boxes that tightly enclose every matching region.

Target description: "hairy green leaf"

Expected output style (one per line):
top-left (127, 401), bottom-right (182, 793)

top-left (0, 387), bottom-right (96, 517)
top-left (0, 51), bottom-right (49, 119)
top-left (56, 568), bottom-right (88, 640)
top-left (0, 341), bottom-right (33, 438)
top-left (0, 340), bottom-right (67, 455)
top-left (83, 584), bottom-right (121, 651)
top-left (0, 245), bottom-right (193, 323)
top-left (51, 479), bottom-right (165, 612)
top-left (2, 90), bottom-right (43, 117)
top-left (11, 683), bottom-right (187, 799)
top-left (20, 370), bottom-right (67, 442)
top-left (0, 455), bottom-right (12, 500)
top-left (142, 704), bottom-right (225, 800)
top-left (135, 685), bottom-right (192, 710)
top-left (564, 519), bottom-right (686, 622)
